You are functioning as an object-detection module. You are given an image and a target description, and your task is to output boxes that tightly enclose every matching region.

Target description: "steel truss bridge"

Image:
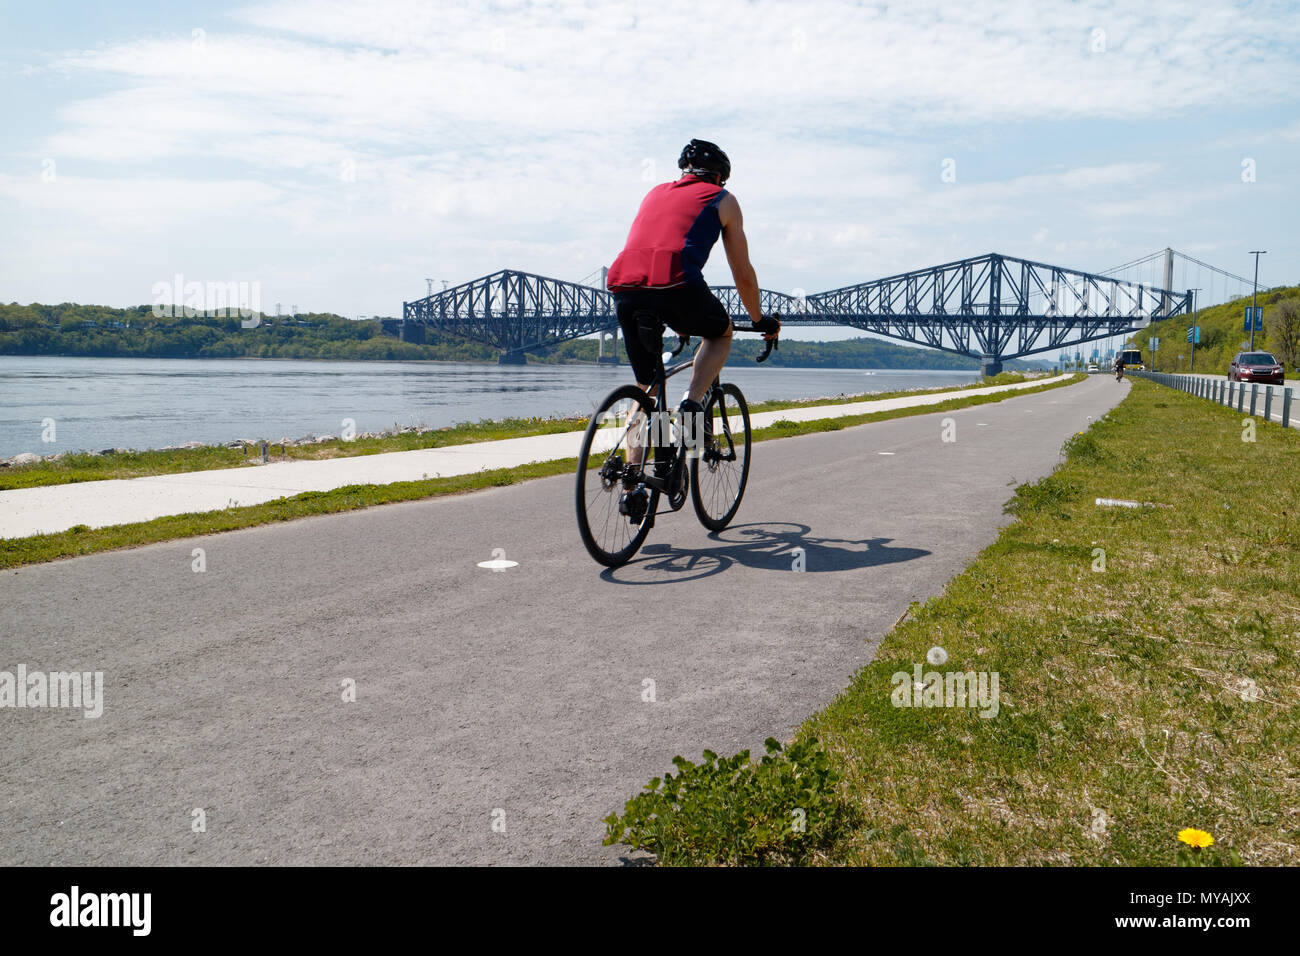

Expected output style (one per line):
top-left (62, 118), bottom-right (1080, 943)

top-left (402, 252), bottom-right (1192, 374)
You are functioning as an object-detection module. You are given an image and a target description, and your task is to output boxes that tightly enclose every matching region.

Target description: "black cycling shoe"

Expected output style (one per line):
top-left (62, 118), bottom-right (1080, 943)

top-left (619, 486), bottom-right (649, 524)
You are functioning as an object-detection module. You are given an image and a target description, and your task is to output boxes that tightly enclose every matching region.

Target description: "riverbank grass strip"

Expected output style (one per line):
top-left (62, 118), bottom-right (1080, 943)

top-left (800, 379), bottom-right (1297, 865)
top-left (0, 373), bottom-right (1083, 569)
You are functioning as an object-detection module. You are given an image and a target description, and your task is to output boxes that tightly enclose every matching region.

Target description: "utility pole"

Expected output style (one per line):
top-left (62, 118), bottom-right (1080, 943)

top-left (1249, 251), bottom-right (1266, 350)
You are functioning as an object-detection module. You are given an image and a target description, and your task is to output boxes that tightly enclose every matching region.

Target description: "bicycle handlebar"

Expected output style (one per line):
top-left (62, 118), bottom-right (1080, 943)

top-left (667, 312), bottom-right (781, 365)
top-left (732, 311), bottom-right (781, 363)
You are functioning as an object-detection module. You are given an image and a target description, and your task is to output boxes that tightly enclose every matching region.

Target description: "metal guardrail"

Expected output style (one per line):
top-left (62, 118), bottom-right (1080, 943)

top-left (1130, 371), bottom-right (1295, 429)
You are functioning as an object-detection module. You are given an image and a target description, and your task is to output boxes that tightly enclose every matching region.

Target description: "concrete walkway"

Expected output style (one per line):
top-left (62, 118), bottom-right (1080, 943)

top-left (0, 374), bottom-right (1072, 539)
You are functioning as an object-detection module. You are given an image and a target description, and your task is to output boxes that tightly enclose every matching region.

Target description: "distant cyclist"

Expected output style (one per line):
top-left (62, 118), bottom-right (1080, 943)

top-left (1114, 354), bottom-right (1124, 382)
top-left (605, 139), bottom-right (779, 517)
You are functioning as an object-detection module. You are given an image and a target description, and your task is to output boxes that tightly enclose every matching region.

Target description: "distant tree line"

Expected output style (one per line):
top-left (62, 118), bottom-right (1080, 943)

top-left (0, 304), bottom-right (496, 362)
top-left (1, 301), bottom-right (1044, 370)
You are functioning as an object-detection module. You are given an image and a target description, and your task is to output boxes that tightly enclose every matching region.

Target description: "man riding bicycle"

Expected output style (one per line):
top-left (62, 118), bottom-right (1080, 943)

top-left (605, 138), bottom-right (779, 521)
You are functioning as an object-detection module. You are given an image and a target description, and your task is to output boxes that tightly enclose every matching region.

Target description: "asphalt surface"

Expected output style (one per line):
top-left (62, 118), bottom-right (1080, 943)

top-left (0, 375), bottom-right (1125, 865)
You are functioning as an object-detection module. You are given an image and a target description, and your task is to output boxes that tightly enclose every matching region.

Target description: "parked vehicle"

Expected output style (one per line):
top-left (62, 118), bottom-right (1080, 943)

top-left (1228, 352), bottom-right (1285, 385)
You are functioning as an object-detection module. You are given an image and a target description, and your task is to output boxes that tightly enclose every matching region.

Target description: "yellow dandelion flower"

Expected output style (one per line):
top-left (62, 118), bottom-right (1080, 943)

top-left (1178, 828), bottom-right (1214, 849)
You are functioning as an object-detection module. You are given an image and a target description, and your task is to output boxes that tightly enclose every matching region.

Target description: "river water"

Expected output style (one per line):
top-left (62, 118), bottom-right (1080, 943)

top-left (0, 356), bottom-right (983, 457)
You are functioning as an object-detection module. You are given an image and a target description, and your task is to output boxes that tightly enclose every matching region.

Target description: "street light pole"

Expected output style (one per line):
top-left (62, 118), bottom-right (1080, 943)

top-left (1189, 288), bottom-right (1201, 373)
top-left (1249, 251), bottom-right (1266, 350)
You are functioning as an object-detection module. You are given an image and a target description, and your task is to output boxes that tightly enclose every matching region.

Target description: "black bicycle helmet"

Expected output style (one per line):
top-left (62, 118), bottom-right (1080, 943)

top-left (677, 138), bottom-right (730, 185)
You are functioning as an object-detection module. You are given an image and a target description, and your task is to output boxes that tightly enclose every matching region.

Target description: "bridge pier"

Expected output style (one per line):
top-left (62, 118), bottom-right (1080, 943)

top-left (596, 328), bottom-right (621, 363)
top-left (497, 351), bottom-right (527, 365)
top-left (980, 355), bottom-right (1003, 378)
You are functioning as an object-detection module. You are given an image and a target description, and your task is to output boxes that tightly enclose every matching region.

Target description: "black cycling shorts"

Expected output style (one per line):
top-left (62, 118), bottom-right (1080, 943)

top-left (612, 283), bottom-right (733, 386)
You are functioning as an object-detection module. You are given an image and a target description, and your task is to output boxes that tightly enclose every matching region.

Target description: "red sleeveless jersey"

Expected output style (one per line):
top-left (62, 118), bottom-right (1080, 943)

top-left (606, 174), bottom-right (727, 290)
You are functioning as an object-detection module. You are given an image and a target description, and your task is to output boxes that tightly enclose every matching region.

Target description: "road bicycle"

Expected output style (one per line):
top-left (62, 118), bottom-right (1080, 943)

top-left (575, 317), bottom-right (778, 567)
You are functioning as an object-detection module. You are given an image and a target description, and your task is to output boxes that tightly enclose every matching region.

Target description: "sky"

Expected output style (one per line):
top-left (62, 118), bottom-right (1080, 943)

top-left (1, 0), bottom-right (1297, 346)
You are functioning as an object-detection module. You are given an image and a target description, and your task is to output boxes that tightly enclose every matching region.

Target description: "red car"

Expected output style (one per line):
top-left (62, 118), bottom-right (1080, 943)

top-left (1228, 352), bottom-right (1285, 385)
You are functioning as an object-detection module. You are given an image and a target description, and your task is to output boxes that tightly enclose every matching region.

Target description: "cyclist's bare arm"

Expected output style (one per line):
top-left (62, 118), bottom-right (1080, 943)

top-left (719, 193), bottom-right (763, 326)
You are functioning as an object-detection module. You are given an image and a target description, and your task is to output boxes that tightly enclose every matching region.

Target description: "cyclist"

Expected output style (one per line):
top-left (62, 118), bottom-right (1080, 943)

top-left (605, 138), bottom-right (779, 520)
top-left (1114, 353), bottom-right (1124, 382)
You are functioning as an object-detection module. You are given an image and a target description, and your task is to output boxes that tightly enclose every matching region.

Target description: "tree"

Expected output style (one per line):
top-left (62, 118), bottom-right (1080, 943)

top-left (1265, 298), bottom-right (1300, 371)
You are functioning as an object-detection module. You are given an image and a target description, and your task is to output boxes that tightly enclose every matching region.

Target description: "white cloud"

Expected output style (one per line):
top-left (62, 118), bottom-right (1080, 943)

top-left (2, 0), bottom-right (1297, 311)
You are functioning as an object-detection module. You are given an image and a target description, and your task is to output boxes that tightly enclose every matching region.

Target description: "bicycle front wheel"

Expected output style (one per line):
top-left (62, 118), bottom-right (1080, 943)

top-left (575, 384), bottom-right (662, 567)
top-left (691, 382), bottom-right (751, 531)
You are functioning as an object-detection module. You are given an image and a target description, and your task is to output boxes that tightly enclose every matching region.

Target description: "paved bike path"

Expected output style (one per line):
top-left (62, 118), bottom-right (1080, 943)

top-left (0, 375), bottom-right (1121, 865)
top-left (0, 374), bottom-right (1070, 539)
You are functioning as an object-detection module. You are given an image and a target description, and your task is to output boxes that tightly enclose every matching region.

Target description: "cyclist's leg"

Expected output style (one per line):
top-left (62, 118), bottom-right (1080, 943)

top-left (689, 326), bottom-right (732, 403)
top-left (614, 295), bottom-right (665, 470)
top-left (666, 284), bottom-right (733, 405)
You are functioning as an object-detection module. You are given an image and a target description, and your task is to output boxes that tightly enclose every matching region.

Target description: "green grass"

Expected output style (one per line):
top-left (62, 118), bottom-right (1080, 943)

top-left (0, 371), bottom-right (1047, 491)
top-left (792, 379), bottom-right (1300, 866)
top-left (0, 374), bottom-right (1081, 569)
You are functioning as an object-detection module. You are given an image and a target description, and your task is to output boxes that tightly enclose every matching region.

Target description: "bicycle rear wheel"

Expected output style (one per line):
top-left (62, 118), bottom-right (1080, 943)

top-left (691, 382), bottom-right (751, 531)
top-left (575, 385), bottom-right (663, 567)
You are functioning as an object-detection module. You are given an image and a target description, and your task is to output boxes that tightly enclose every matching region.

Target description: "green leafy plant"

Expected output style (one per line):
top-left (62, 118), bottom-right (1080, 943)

top-left (1002, 473), bottom-right (1083, 519)
top-left (603, 737), bottom-right (846, 866)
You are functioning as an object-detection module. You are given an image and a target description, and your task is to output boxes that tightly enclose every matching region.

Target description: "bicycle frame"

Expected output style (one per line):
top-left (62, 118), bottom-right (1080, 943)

top-left (628, 352), bottom-right (697, 499)
top-left (601, 312), bottom-right (777, 456)
top-left (607, 346), bottom-right (740, 520)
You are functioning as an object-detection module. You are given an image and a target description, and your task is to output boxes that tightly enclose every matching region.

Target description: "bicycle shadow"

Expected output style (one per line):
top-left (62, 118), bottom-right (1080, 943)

top-left (599, 521), bottom-right (931, 585)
